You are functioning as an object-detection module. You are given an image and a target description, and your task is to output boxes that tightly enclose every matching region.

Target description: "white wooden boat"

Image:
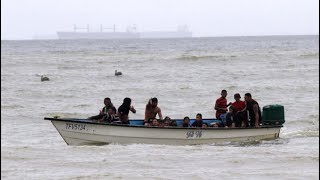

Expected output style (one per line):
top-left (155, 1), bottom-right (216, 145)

top-left (44, 117), bottom-right (283, 146)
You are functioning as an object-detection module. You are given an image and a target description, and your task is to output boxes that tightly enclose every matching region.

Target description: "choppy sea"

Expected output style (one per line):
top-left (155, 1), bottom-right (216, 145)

top-left (1, 36), bottom-right (319, 180)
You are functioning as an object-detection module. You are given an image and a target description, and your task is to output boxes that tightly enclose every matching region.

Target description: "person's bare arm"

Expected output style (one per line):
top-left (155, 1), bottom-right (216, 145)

top-left (214, 102), bottom-right (218, 110)
top-left (253, 104), bottom-right (260, 128)
top-left (215, 103), bottom-right (227, 111)
top-left (158, 107), bottom-right (163, 120)
top-left (130, 106), bottom-right (136, 113)
top-left (144, 106), bottom-right (148, 121)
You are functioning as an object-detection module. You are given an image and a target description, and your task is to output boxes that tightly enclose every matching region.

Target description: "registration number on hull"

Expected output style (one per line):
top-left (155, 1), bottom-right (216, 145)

top-left (186, 130), bottom-right (202, 138)
top-left (65, 123), bottom-right (86, 131)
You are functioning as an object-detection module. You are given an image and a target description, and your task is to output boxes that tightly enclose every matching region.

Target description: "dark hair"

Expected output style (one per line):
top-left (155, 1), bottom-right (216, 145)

top-left (183, 116), bottom-right (190, 121)
top-left (151, 97), bottom-right (158, 103)
top-left (146, 97), bottom-right (158, 110)
top-left (104, 97), bottom-right (111, 101)
top-left (245, 93), bottom-right (252, 98)
top-left (196, 113), bottom-right (202, 118)
top-left (123, 97), bottom-right (131, 106)
top-left (221, 90), bottom-right (227, 93)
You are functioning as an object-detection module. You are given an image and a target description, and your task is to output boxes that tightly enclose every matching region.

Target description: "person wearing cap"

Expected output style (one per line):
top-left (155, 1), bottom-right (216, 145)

top-left (232, 93), bottom-right (246, 114)
top-left (231, 93), bottom-right (246, 127)
top-left (214, 90), bottom-right (232, 120)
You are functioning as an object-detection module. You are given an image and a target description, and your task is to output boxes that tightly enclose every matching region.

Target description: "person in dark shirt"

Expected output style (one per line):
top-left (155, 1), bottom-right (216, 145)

top-left (118, 97), bottom-right (136, 124)
top-left (182, 116), bottom-right (191, 127)
top-left (191, 113), bottom-right (203, 127)
top-left (89, 97), bottom-right (115, 120)
top-left (238, 93), bottom-right (262, 128)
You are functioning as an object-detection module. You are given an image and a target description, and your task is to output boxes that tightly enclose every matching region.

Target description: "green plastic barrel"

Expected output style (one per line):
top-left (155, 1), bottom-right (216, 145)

top-left (262, 104), bottom-right (285, 125)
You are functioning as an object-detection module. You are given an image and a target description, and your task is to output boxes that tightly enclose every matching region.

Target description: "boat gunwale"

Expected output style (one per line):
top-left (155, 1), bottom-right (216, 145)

top-left (44, 117), bottom-right (283, 130)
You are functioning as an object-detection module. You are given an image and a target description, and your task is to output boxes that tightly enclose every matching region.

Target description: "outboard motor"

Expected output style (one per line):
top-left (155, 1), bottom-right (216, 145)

top-left (262, 104), bottom-right (285, 125)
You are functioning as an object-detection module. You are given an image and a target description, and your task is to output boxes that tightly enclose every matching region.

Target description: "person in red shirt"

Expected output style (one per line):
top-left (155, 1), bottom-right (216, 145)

top-left (232, 93), bottom-right (246, 113)
top-left (215, 90), bottom-right (232, 120)
top-left (232, 93), bottom-right (247, 127)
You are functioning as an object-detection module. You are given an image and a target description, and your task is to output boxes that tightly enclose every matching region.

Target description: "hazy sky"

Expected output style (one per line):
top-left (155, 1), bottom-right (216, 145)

top-left (2, 0), bottom-right (319, 39)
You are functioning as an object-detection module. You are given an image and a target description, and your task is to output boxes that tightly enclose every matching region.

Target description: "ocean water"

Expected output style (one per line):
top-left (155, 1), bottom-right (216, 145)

top-left (1, 36), bottom-right (319, 180)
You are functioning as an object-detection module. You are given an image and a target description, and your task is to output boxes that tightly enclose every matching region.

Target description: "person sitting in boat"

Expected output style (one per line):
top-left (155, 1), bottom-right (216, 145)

top-left (181, 116), bottom-right (191, 127)
top-left (144, 97), bottom-right (163, 124)
top-left (118, 97), bottom-right (136, 124)
top-left (210, 122), bottom-right (219, 128)
top-left (100, 106), bottom-right (118, 123)
top-left (231, 93), bottom-right (247, 127)
top-left (163, 118), bottom-right (170, 127)
top-left (151, 119), bottom-right (160, 127)
top-left (202, 123), bottom-right (209, 128)
top-left (214, 90), bottom-right (232, 120)
top-left (89, 97), bottom-right (115, 120)
top-left (164, 116), bottom-right (177, 126)
top-left (239, 93), bottom-right (262, 128)
top-left (225, 106), bottom-right (235, 127)
top-left (191, 113), bottom-right (203, 127)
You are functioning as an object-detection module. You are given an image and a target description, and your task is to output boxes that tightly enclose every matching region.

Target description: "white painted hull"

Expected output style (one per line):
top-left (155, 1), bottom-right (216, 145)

top-left (49, 119), bottom-right (282, 146)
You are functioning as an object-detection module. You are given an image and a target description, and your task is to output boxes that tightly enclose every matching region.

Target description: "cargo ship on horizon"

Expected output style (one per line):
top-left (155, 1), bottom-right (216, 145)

top-left (57, 24), bottom-right (192, 39)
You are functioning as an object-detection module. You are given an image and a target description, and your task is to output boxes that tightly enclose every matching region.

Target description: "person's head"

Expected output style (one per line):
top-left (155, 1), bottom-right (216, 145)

top-left (244, 93), bottom-right (252, 102)
top-left (202, 123), bottom-right (208, 128)
top-left (104, 97), bottom-right (111, 106)
top-left (151, 97), bottom-right (158, 107)
top-left (221, 90), bottom-right (227, 98)
top-left (212, 123), bottom-right (219, 127)
top-left (170, 120), bottom-right (177, 126)
top-left (164, 116), bottom-right (171, 121)
top-left (183, 116), bottom-right (190, 123)
top-left (152, 119), bottom-right (159, 126)
top-left (108, 106), bottom-right (117, 115)
top-left (196, 113), bottom-right (202, 121)
top-left (234, 93), bottom-right (241, 101)
top-left (123, 97), bottom-right (131, 107)
top-left (164, 120), bottom-right (170, 126)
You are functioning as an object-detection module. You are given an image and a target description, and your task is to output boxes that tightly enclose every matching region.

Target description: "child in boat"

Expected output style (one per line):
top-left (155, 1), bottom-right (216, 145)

top-left (182, 116), bottom-right (191, 127)
top-left (152, 119), bottom-right (160, 127)
top-left (202, 123), bottom-right (209, 128)
top-left (191, 113), bottom-right (203, 127)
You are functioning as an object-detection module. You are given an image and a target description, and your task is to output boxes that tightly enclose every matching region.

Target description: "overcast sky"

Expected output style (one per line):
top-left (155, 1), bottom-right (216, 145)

top-left (1, 0), bottom-right (319, 40)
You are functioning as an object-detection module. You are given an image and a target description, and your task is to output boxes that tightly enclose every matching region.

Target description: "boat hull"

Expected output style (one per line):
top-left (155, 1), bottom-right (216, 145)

top-left (47, 118), bottom-right (282, 146)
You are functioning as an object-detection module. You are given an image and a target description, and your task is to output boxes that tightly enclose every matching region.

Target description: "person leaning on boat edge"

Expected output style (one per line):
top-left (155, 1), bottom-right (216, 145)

top-left (238, 93), bottom-right (262, 128)
top-left (214, 89), bottom-right (232, 120)
top-left (191, 113), bottom-right (204, 127)
top-left (118, 97), bottom-right (136, 124)
top-left (144, 97), bottom-right (163, 123)
top-left (231, 93), bottom-right (246, 127)
top-left (89, 97), bottom-right (115, 120)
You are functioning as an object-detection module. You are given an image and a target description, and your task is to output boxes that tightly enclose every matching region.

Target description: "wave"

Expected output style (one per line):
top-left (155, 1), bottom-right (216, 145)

top-left (299, 52), bottom-right (319, 58)
top-left (1, 104), bottom-right (24, 109)
top-left (176, 54), bottom-right (237, 61)
top-left (282, 129), bottom-right (319, 138)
